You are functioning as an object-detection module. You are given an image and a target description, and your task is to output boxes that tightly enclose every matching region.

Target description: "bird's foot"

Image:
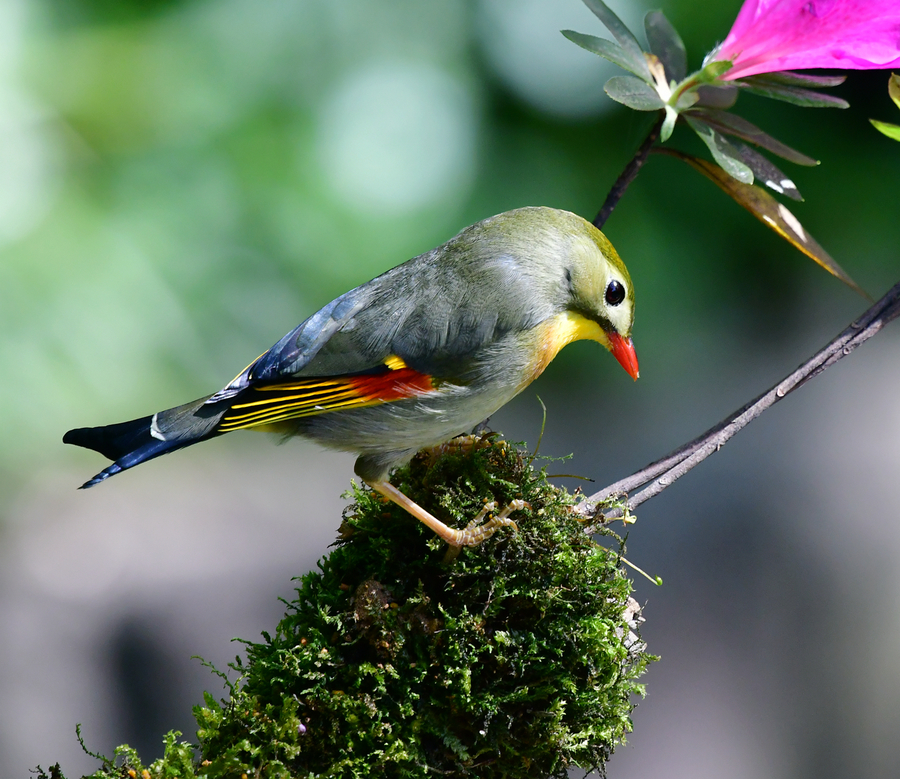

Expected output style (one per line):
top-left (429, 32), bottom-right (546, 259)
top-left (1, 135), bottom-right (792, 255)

top-left (365, 480), bottom-right (526, 550)
top-left (441, 500), bottom-right (528, 563)
top-left (452, 499), bottom-right (527, 546)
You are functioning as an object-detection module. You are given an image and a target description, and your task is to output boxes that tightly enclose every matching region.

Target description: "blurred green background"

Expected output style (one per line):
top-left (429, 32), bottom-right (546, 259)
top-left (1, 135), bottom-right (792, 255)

top-left (2, 0), bottom-right (900, 777)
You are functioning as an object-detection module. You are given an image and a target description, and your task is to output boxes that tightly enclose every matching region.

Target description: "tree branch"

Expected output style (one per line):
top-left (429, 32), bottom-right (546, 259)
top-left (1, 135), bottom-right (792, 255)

top-left (593, 113), bottom-right (664, 230)
top-left (575, 280), bottom-right (900, 519)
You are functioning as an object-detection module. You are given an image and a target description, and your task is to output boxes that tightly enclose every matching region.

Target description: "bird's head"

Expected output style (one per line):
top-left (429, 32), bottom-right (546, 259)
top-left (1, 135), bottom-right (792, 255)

top-left (460, 206), bottom-right (639, 381)
top-left (562, 216), bottom-right (638, 380)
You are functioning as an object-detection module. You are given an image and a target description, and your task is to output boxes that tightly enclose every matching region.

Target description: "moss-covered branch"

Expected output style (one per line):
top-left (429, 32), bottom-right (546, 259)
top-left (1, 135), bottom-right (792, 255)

top-left (39, 438), bottom-right (652, 779)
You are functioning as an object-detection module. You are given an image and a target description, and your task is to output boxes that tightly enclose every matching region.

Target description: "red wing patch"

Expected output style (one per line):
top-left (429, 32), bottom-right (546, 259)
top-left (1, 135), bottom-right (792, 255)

top-left (216, 365), bottom-right (435, 433)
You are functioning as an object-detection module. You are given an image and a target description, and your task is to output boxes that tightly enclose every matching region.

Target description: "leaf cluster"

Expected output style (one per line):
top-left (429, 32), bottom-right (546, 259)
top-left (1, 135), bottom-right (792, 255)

top-left (48, 439), bottom-right (652, 779)
top-left (563, 0), bottom-right (864, 295)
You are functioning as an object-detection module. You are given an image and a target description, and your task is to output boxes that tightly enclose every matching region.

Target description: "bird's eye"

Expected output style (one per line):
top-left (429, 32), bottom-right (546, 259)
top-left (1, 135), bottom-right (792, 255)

top-left (605, 280), bottom-right (626, 306)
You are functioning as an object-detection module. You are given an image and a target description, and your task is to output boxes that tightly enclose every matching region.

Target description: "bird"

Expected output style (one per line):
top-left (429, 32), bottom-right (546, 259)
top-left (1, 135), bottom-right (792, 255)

top-left (64, 206), bottom-right (638, 547)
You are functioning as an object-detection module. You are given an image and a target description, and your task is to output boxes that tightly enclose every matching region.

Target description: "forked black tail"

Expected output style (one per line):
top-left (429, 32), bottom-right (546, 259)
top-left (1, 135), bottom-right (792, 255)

top-left (64, 395), bottom-right (223, 488)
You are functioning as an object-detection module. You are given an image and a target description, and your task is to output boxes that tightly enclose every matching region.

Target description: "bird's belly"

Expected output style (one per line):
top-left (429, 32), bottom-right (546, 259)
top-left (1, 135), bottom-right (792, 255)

top-left (293, 379), bottom-right (518, 457)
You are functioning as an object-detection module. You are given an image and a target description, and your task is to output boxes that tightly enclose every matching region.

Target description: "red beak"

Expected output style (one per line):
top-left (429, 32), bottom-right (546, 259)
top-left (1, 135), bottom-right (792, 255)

top-left (608, 332), bottom-right (639, 381)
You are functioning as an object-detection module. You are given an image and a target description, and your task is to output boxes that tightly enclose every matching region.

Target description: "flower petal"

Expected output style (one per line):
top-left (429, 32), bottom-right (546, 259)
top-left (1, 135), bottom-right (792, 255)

top-left (714, 0), bottom-right (900, 80)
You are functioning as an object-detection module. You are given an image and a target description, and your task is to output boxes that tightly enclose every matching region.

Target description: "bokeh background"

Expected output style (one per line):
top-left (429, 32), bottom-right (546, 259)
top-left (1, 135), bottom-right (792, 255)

top-left (2, 0), bottom-right (899, 777)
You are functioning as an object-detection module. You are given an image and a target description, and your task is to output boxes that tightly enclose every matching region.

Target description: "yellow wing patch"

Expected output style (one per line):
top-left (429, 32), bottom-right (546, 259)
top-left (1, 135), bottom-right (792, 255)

top-left (383, 354), bottom-right (407, 370)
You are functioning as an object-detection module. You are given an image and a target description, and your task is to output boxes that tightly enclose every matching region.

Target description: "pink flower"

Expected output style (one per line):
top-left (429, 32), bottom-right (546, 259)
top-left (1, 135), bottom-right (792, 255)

top-left (713, 0), bottom-right (900, 80)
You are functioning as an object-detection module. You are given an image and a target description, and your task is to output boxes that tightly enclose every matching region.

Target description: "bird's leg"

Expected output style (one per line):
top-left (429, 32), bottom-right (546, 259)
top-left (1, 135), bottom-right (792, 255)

top-left (365, 480), bottom-right (525, 548)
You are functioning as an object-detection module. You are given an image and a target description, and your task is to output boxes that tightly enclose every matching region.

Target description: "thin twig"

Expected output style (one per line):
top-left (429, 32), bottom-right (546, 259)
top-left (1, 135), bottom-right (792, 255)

top-left (593, 113), bottom-right (664, 230)
top-left (575, 280), bottom-right (900, 519)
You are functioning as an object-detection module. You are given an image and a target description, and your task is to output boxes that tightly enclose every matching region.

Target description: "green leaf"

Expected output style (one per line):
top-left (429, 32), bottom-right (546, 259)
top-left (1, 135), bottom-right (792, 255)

top-left (868, 75), bottom-right (900, 139)
top-left (660, 106), bottom-right (677, 142)
top-left (737, 77), bottom-right (850, 108)
top-left (733, 144), bottom-right (803, 201)
top-left (686, 116), bottom-right (754, 184)
top-left (658, 148), bottom-right (867, 297)
top-left (604, 75), bottom-right (665, 111)
top-left (644, 10), bottom-right (686, 82)
top-left (581, 0), bottom-right (650, 81)
top-left (695, 84), bottom-right (738, 109)
top-left (688, 108), bottom-right (818, 166)
top-left (674, 89), bottom-right (699, 111)
top-left (870, 118), bottom-right (900, 141)
top-left (696, 60), bottom-right (733, 83)
top-left (889, 72), bottom-right (900, 111)
top-left (561, 30), bottom-right (651, 80)
top-left (756, 71), bottom-right (846, 88)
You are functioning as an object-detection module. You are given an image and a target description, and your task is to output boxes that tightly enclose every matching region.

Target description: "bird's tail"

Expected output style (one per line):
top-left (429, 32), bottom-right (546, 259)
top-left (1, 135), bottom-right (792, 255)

top-left (63, 395), bottom-right (226, 488)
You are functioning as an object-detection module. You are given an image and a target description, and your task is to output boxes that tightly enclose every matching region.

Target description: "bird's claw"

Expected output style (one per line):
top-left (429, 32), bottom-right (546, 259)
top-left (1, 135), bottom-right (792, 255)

top-left (448, 499), bottom-right (529, 547)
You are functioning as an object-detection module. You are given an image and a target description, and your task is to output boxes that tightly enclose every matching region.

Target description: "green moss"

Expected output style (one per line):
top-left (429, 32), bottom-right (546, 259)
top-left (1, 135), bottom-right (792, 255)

top-left (46, 437), bottom-right (652, 779)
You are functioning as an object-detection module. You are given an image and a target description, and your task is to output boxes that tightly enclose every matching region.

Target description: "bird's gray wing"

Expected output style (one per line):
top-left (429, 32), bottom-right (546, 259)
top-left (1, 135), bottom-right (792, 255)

top-left (209, 235), bottom-right (557, 404)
